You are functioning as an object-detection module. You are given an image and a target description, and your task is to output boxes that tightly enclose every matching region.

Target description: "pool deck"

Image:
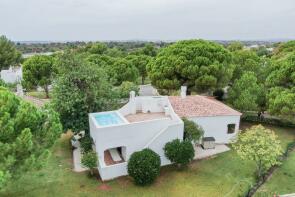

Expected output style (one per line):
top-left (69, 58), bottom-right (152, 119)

top-left (124, 112), bottom-right (171, 123)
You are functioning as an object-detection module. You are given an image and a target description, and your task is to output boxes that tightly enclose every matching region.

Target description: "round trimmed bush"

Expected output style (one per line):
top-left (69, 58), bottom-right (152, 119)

top-left (164, 139), bottom-right (195, 168)
top-left (127, 148), bottom-right (161, 186)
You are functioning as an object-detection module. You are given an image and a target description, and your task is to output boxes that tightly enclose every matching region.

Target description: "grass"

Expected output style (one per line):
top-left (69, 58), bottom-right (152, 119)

top-left (1, 123), bottom-right (294, 197)
top-left (255, 151), bottom-right (295, 196)
top-left (27, 91), bottom-right (51, 99)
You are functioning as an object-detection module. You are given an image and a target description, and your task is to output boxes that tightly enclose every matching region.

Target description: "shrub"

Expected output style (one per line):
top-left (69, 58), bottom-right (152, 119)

top-left (80, 135), bottom-right (93, 153)
top-left (213, 89), bottom-right (224, 101)
top-left (233, 125), bottom-right (283, 178)
top-left (0, 79), bottom-right (6, 87)
top-left (115, 81), bottom-right (139, 98)
top-left (241, 112), bottom-right (295, 128)
top-left (182, 118), bottom-right (204, 143)
top-left (81, 151), bottom-right (98, 176)
top-left (127, 149), bottom-right (161, 186)
top-left (164, 139), bottom-right (195, 168)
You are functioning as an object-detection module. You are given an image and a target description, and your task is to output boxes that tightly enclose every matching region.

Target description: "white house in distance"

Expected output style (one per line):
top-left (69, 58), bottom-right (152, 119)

top-left (0, 66), bottom-right (22, 84)
top-left (89, 87), bottom-right (241, 181)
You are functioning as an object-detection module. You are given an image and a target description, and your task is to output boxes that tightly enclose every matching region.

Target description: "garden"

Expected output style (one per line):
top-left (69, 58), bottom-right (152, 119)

top-left (1, 123), bottom-right (294, 197)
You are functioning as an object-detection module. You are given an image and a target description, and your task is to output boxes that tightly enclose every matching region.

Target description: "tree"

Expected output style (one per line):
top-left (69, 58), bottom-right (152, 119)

top-left (252, 46), bottom-right (271, 57)
top-left (22, 55), bottom-right (55, 98)
top-left (0, 35), bottom-right (21, 70)
top-left (227, 41), bottom-right (244, 52)
top-left (85, 54), bottom-right (115, 68)
top-left (266, 52), bottom-right (295, 120)
top-left (130, 43), bottom-right (158, 57)
top-left (272, 40), bottom-right (295, 59)
top-left (228, 72), bottom-right (264, 112)
top-left (127, 149), bottom-right (161, 185)
top-left (83, 42), bottom-right (108, 55)
top-left (52, 53), bottom-right (118, 133)
top-left (148, 40), bottom-right (233, 93)
top-left (108, 58), bottom-right (139, 86)
top-left (233, 125), bottom-right (283, 178)
top-left (81, 151), bottom-right (98, 176)
top-left (182, 118), bottom-right (204, 143)
top-left (105, 47), bottom-right (126, 58)
top-left (115, 81), bottom-right (139, 98)
top-left (142, 43), bottom-right (158, 57)
top-left (164, 139), bottom-right (195, 168)
top-left (0, 87), bottom-right (62, 188)
top-left (231, 50), bottom-right (262, 82)
top-left (126, 54), bottom-right (151, 84)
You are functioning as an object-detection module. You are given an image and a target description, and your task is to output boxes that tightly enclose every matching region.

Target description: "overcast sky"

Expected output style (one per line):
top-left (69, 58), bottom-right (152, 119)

top-left (0, 0), bottom-right (294, 41)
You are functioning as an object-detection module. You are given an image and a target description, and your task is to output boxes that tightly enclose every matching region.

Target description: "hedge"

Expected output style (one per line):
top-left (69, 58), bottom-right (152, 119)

top-left (241, 113), bottom-right (295, 128)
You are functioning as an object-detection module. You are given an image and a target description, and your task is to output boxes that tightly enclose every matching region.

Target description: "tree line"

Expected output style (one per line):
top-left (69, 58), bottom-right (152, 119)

top-left (1, 35), bottom-right (295, 134)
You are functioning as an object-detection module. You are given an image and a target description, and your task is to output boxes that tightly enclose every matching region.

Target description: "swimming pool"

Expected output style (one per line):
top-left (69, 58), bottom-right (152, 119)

top-left (94, 112), bottom-right (125, 126)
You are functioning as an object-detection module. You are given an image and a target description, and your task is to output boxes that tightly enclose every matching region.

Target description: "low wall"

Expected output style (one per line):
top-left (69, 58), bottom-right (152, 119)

top-left (98, 159), bottom-right (128, 181)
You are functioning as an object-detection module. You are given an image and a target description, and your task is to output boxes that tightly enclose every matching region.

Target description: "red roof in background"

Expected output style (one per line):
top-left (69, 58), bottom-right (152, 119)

top-left (169, 95), bottom-right (242, 118)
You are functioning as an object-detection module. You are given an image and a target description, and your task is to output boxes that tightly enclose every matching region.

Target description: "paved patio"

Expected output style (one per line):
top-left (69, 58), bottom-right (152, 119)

top-left (194, 144), bottom-right (230, 160)
top-left (73, 146), bottom-right (87, 172)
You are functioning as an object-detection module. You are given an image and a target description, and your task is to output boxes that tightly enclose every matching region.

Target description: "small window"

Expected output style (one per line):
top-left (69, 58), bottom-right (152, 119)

top-left (227, 124), bottom-right (236, 134)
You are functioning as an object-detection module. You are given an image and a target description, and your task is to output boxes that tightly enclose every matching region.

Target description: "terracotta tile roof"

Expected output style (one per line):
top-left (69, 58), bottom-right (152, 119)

top-left (168, 95), bottom-right (242, 118)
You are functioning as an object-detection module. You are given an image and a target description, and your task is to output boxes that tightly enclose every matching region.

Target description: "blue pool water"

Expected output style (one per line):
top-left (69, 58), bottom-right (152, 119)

top-left (94, 112), bottom-right (125, 126)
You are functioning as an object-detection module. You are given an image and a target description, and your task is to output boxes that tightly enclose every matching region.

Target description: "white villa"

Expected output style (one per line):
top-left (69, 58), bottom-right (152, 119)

top-left (89, 87), bottom-right (241, 181)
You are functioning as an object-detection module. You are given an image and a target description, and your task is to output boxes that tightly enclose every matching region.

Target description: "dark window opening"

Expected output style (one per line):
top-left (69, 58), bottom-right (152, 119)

top-left (227, 124), bottom-right (236, 134)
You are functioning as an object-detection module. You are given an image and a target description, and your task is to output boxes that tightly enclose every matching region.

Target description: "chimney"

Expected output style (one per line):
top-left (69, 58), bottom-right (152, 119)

top-left (130, 91), bottom-right (135, 100)
top-left (181, 86), bottom-right (187, 99)
top-left (129, 91), bottom-right (136, 114)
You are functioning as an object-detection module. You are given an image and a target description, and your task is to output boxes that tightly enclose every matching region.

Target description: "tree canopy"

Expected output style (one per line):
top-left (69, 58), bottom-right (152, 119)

top-left (0, 35), bottom-right (21, 70)
top-left (273, 40), bottom-right (295, 59)
top-left (231, 50), bottom-right (262, 81)
top-left (22, 55), bottom-right (55, 98)
top-left (148, 40), bottom-right (233, 93)
top-left (233, 125), bottom-right (283, 178)
top-left (126, 54), bottom-right (151, 84)
top-left (0, 87), bottom-right (62, 188)
top-left (266, 52), bottom-right (295, 119)
top-left (228, 72), bottom-right (265, 112)
top-left (108, 58), bottom-right (139, 86)
top-left (52, 53), bottom-right (118, 133)
top-left (227, 41), bottom-right (244, 52)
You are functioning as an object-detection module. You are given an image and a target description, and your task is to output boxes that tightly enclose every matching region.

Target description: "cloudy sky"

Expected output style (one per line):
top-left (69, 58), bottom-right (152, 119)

top-left (0, 0), bottom-right (294, 41)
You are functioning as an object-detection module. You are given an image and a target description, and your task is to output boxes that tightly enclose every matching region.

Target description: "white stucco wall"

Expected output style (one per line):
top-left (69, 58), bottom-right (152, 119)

top-left (189, 115), bottom-right (241, 144)
top-left (89, 96), bottom-right (184, 181)
top-left (0, 67), bottom-right (22, 84)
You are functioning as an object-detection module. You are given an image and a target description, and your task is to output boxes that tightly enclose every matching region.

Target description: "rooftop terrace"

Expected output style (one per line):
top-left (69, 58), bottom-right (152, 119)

top-left (124, 112), bottom-right (171, 123)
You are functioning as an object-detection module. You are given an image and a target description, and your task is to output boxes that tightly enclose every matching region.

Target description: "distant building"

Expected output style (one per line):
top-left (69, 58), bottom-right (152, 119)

top-left (0, 66), bottom-right (22, 84)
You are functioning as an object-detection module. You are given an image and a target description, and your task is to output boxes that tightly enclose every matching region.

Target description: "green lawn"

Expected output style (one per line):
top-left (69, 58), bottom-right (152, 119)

top-left (255, 151), bottom-right (295, 197)
top-left (27, 91), bottom-right (51, 99)
top-left (1, 123), bottom-right (294, 197)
